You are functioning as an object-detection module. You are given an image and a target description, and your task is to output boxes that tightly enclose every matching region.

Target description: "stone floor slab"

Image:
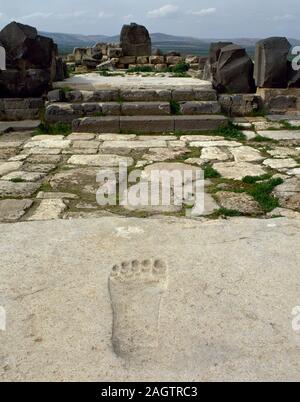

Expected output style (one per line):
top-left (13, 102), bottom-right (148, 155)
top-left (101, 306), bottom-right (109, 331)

top-left (1, 217), bottom-right (300, 381)
top-left (213, 162), bottom-right (266, 180)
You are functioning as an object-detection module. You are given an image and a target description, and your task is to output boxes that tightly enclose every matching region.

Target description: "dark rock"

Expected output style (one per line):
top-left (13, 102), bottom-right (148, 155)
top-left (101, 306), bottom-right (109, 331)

top-left (209, 42), bottom-right (233, 65)
top-left (120, 23), bottom-right (151, 57)
top-left (215, 44), bottom-right (255, 93)
top-left (0, 21), bottom-right (58, 97)
top-left (203, 42), bottom-right (233, 82)
top-left (254, 37), bottom-right (291, 88)
top-left (25, 69), bottom-right (51, 96)
top-left (53, 57), bottom-right (67, 82)
top-left (0, 21), bottom-right (37, 68)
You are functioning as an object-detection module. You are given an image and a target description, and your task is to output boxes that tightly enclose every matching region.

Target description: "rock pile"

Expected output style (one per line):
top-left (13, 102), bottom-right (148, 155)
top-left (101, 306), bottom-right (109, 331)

top-left (66, 22), bottom-right (203, 72)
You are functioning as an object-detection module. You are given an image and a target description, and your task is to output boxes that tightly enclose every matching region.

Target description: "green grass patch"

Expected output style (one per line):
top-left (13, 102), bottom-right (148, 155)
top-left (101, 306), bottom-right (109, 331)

top-left (203, 164), bottom-right (221, 179)
top-left (215, 122), bottom-right (246, 140)
top-left (218, 208), bottom-right (243, 217)
top-left (281, 121), bottom-right (300, 130)
top-left (242, 174), bottom-right (272, 184)
top-left (38, 182), bottom-right (53, 192)
top-left (170, 61), bottom-right (190, 74)
top-left (61, 86), bottom-right (73, 94)
top-left (170, 100), bottom-right (181, 115)
top-left (247, 107), bottom-right (267, 117)
top-left (251, 135), bottom-right (277, 143)
top-left (9, 177), bottom-right (25, 183)
top-left (33, 122), bottom-right (72, 136)
top-left (92, 112), bottom-right (105, 117)
top-left (248, 177), bottom-right (283, 212)
top-left (208, 176), bottom-right (283, 213)
top-left (127, 66), bottom-right (155, 73)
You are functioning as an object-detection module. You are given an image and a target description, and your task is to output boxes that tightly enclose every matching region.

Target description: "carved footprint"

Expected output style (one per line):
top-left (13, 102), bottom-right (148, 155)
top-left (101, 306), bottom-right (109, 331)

top-left (109, 259), bottom-right (168, 359)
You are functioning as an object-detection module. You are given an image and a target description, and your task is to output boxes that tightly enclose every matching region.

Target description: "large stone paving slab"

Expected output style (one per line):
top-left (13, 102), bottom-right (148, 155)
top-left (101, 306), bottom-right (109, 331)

top-left (273, 178), bottom-right (300, 210)
top-left (27, 199), bottom-right (67, 221)
top-left (24, 139), bottom-right (71, 149)
top-left (0, 161), bottom-right (23, 176)
top-left (257, 130), bottom-right (300, 140)
top-left (0, 199), bottom-right (33, 222)
top-left (101, 140), bottom-right (167, 149)
top-left (0, 181), bottom-right (40, 198)
top-left (67, 154), bottom-right (134, 167)
top-left (0, 217), bottom-right (300, 381)
top-left (213, 162), bottom-right (266, 180)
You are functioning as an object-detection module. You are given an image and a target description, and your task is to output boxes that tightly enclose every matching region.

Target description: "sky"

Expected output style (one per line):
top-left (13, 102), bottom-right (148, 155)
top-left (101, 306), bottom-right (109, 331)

top-left (0, 0), bottom-right (299, 38)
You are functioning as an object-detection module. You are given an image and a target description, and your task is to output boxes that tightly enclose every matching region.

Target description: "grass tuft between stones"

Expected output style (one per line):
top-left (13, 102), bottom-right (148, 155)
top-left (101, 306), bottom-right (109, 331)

top-left (215, 123), bottom-right (246, 141)
top-left (203, 164), bottom-right (221, 179)
top-left (33, 122), bottom-right (72, 136)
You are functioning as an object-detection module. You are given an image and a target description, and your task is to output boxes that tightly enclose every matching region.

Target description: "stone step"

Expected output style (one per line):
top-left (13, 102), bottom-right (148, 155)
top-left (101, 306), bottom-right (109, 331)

top-left (0, 120), bottom-right (41, 134)
top-left (72, 115), bottom-right (228, 134)
top-left (49, 88), bottom-right (217, 103)
top-left (0, 98), bottom-right (44, 121)
top-left (45, 101), bottom-right (221, 123)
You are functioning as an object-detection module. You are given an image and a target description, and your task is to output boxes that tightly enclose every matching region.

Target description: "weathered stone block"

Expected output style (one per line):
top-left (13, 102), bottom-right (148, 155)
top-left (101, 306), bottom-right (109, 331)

top-left (72, 117), bottom-right (120, 133)
top-left (108, 48), bottom-right (122, 58)
top-left (121, 102), bottom-right (170, 116)
top-left (254, 37), bottom-right (291, 88)
top-left (120, 89), bottom-right (171, 102)
top-left (119, 56), bottom-right (136, 65)
top-left (120, 116), bottom-right (174, 133)
top-left (218, 94), bottom-right (263, 117)
top-left (136, 56), bottom-right (149, 64)
top-left (174, 115), bottom-right (228, 132)
top-left (120, 23), bottom-right (151, 57)
top-left (166, 56), bottom-right (183, 65)
top-left (180, 101), bottom-right (221, 115)
top-left (149, 56), bottom-right (165, 65)
top-left (215, 44), bottom-right (255, 93)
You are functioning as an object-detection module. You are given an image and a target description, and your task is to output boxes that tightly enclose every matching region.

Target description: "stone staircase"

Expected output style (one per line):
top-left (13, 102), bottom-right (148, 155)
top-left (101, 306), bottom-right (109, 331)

top-left (45, 88), bottom-right (228, 133)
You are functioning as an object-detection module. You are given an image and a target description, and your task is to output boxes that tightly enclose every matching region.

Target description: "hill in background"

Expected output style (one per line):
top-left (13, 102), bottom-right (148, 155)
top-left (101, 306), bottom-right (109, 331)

top-left (40, 31), bottom-right (300, 56)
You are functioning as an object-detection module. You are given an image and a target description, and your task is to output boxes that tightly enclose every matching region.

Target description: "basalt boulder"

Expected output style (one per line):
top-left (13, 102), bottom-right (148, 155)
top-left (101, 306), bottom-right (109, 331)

top-left (120, 23), bottom-right (151, 57)
top-left (0, 21), bottom-right (59, 97)
top-left (254, 37), bottom-right (291, 88)
top-left (214, 44), bottom-right (255, 93)
top-left (203, 42), bottom-right (233, 81)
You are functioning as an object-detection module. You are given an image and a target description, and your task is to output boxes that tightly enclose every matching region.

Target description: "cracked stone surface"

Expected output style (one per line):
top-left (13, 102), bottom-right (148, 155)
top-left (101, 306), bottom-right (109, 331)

top-left (263, 158), bottom-right (298, 170)
top-left (200, 147), bottom-right (230, 161)
top-left (229, 146), bottom-right (264, 163)
top-left (273, 178), bottom-right (300, 210)
top-left (1, 171), bottom-right (46, 182)
top-left (213, 162), bottom-right (266, 180)
top-left (215, 192), bottom-right (262, 215)
top-left (68, 154), bottom-right (134, 167)
top-left (27, 199), bottom-right (67, 221)
top-left (0, 199), bottom-right (33, 222)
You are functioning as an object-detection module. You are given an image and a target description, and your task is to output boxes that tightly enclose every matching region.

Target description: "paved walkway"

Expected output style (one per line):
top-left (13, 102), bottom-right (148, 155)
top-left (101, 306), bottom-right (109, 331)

top-left (0, 116), bottom-right (299, 222)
